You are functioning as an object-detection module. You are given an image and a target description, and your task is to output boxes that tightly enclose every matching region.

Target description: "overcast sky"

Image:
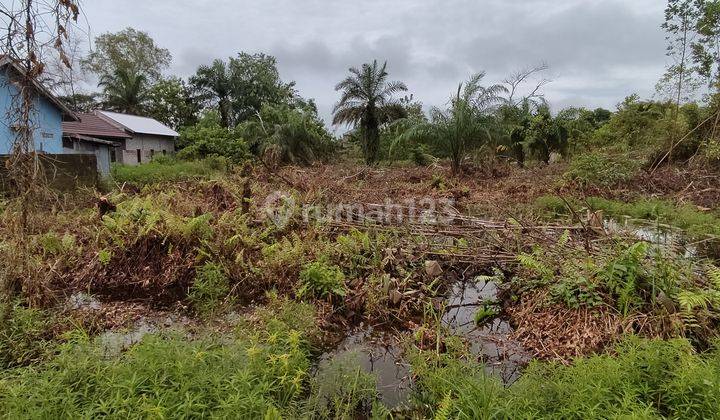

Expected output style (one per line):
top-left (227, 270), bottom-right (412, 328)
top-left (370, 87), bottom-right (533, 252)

top-left (80, 0), bottom-right (668, 130)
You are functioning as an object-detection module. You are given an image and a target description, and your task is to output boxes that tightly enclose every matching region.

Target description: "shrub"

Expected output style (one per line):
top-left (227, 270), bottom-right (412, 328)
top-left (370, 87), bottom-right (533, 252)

top-left (564, 152), bottom-right (639, 187)
top-left (188, 263), bottom-right (230, 315)
top-left (177, 112), bottom-right (250, 163)
top-left (298, 261), bottom-right (346, 299)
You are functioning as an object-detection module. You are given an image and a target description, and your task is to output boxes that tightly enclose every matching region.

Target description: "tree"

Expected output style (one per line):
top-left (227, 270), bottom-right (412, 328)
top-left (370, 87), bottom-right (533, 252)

top-left (392, 73), bottom-right (506, 174)
top-left (238, 103), bottom-right (334, 166)
top-left (191, 53), bottom-right (297, 128)
top-left (98, 68), bottom-right (149, 114)
top-left (229, 53), bottom-right (297, 122)
top-left (658, 0), bottom-right (702, 103)
top-left (190, 59), bottom-right (234, 128)
top-left (82, 27), bottom-right (171, 81)
top-left (333, 60), bottom-right (408, 165)
top-left (146, 77), bottom-right (199, 129)
top-left (59, 93), bottom-right (102, 113)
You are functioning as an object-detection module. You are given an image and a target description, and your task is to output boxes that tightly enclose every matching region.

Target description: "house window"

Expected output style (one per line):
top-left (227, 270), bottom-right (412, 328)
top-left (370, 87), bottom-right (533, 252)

top-left (136, 149), bottom-right (142, 163)
top-left (162, 150), bottom-right (167, 155)
top-left (62, 137), bottom-right (74, 149)
top-left (150, 149), bottom-right (155, 159)
top-left (110, 148), bottom-right (117, 163)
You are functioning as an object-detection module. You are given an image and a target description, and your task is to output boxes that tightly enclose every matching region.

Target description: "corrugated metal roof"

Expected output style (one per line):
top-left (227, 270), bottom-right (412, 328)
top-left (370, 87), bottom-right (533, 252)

top-left (97, 110), bottom-right (179, 137)
top-left (62, 113), bottom-right (131, 139)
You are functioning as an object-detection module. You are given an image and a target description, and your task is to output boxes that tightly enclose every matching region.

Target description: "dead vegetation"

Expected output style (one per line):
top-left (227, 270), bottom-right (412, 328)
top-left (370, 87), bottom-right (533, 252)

top-left (0, 161), bottom-right (719, 364)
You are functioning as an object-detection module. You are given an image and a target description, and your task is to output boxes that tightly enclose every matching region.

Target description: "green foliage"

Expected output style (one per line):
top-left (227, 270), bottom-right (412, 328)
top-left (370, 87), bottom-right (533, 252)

top-left (474, 304), bottom-right (499, 326)
top-left (98, 67), bottom-right (148, 115)
top-left (177, 112), bottom-right (250, 163)
top-left (390, 73), bottom-right (505, 174)
top-left (238, 103), bottom-right (335, 166)
top-left (333, 60), bottom-right (408, 165)
top-left (298, 261), bottom-right (346, 299)
top-left (412, 337), bottom-right (720, 419)
top-left (564, 151), bottom-right (639, 187)
top-left (145, 77), bottom-right (199, 130)
top-left (190, 53), bottom-right (299, 127)
top-left (110, 156), bottom-right (226, 185)
top-left (585, 197), bottom-right (720, 237)
top-left (0, 322), bottom-right (312, 418)
top-left (81, 27), bottom-right (172, 81)
top-left (588, 96), bottom-right (703, 161)
top-left (188, 263), bottom-right (230, 315)
top-left (0, 302), bottom-right (54, 369)
top-left (599, 242), bottom-right (650, 315)
top-left (36, 232), bottom-right (77, 257)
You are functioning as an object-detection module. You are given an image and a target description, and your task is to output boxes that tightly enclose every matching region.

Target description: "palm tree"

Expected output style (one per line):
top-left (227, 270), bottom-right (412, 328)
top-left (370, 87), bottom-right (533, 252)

top-left (190, 59), bottom-right (233, 128)
top-left (333, 60), bottom-right (408, 165)
top-left (390, 73), bottom-right (506, 174)
top-left (98, 68), bottom-right (148, 114)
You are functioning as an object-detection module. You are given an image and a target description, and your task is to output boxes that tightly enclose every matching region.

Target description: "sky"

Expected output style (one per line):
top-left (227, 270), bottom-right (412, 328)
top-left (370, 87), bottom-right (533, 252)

top-left (79, 0), bottom-right (669, 131)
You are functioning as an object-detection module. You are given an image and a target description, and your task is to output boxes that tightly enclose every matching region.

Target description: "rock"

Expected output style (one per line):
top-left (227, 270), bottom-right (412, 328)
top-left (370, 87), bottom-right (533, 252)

top-left (424, 260), bottom-right (443, 277)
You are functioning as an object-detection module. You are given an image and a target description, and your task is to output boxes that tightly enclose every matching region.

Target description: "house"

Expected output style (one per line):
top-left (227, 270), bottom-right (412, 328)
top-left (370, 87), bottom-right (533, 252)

top-left (0, 56), bottom-right (79, 154)
top-left (62, 113), bottom-right (131, 176)
top-left (95, 110), bottom-right (178, 165)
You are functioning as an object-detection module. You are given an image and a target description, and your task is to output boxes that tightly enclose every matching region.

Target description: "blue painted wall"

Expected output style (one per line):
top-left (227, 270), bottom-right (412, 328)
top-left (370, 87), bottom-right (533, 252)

top-left (0, 71), bottom-right (65, 154)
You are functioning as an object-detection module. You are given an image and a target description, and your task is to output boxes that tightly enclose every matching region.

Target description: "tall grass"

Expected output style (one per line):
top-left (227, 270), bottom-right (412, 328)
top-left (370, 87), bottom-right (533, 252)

top-left (110, 156), bottom-right (228, 186)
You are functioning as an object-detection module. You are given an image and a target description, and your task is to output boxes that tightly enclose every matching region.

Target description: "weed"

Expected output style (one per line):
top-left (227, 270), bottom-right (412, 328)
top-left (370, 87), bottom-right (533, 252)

top-left (188, 263), bottom-right (230, 315)
top-left (298, 260), bottom-right (346, 299)
top-left (0, 301), bottom-right (54, 368)
top-left (474, 304), bottom-right (499, 326)
top-left (0, 326), bottom-right (311, 418)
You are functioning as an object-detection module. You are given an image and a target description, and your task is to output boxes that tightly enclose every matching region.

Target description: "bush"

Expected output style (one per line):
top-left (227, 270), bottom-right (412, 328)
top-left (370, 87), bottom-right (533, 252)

top-left (110, 157), bottom-right (225, 185)
top-left (177, 112), bottom-right (250, 163)
top-left (298, 260), bottom-right (346, 299)
top-left (564, 152), bottom-right (639, 187)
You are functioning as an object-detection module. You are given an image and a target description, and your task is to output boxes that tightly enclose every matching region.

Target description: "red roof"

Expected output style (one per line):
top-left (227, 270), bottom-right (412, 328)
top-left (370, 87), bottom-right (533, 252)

top-left (62, 113), bottom-right (131, 140)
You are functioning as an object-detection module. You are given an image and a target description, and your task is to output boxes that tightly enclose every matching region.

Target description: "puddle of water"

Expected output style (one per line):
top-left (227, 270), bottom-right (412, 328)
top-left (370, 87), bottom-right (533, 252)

top-left (65, 292), bottom-right (101, 311)
top-left (604, 217), bottom-right (699, 257)
top-left (97, 315), bottom-right (189, 357)
top-left (442, 280), bottom-right (530, 384)
top-left (317, 329), bottom-right (411, 409)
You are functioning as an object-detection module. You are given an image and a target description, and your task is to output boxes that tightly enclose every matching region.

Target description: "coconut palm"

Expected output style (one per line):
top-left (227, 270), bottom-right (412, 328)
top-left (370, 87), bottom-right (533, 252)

top-left (190, 59), bottom-right (234, 128)
top-left (98, 68), bottom-right (148, 114)
top-left (333, 60), bottom-right (408, 165)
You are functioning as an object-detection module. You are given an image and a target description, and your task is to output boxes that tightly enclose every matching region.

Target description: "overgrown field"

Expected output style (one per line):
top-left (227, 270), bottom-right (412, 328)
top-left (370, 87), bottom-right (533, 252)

top-left (1, 161), bottom-right (720, 418)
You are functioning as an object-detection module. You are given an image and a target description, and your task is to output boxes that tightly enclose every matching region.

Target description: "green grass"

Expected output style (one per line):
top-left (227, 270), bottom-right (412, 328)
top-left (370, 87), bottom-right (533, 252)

top-left (412, 337), bottom-right (720, 419)
top-left (0, 300), bottom-right (317, 419)
top-left (110, 157), bottom-right (227, 186)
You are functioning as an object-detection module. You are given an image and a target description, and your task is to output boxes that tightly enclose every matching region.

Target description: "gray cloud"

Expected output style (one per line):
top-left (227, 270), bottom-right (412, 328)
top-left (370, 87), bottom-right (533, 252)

top-left (80, 0), bottom-right (667, 124)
